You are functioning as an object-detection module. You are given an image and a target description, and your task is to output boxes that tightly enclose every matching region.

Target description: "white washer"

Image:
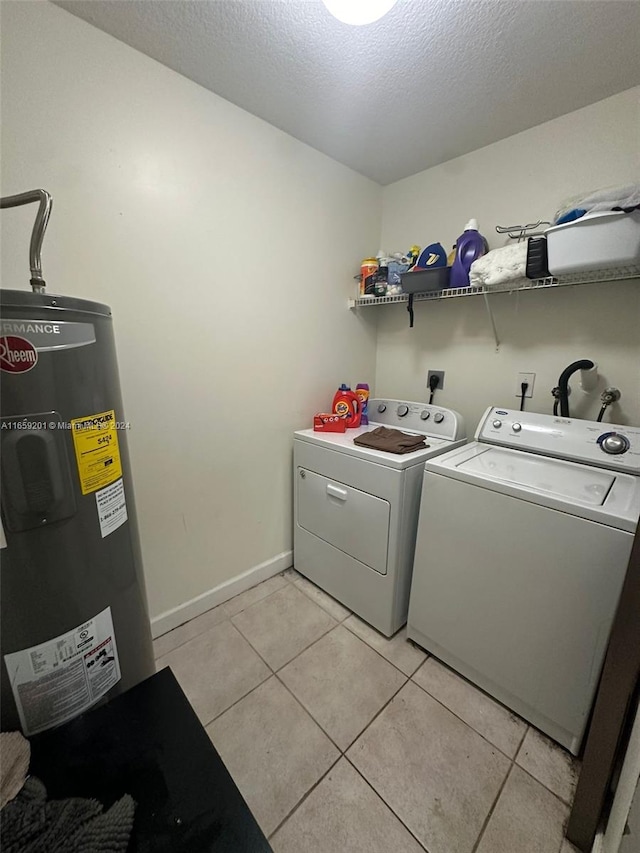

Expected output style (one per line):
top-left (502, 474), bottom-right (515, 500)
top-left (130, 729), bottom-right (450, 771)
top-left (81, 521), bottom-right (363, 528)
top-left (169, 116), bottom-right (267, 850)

top-left (408, 406), bottom-right (640, 754)
top-left (293, 400), bottom-right (466, 636)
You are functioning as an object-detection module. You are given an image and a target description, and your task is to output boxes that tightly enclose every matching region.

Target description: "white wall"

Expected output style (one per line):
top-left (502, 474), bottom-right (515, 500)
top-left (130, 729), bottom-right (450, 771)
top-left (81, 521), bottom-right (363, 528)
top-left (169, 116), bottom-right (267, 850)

top-left (375, 89), bottom-right (640, 431)
top-left (0, 1), bottom-right (381, 622)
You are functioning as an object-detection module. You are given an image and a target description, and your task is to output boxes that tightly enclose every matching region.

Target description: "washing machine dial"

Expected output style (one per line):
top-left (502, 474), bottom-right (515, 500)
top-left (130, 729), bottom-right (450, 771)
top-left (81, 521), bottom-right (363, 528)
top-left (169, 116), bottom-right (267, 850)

top-left (377, 403), bottom-right (387, 413)
top-left (492, 419), bottom-right (502, 428)
top-left (433, 412), bottom-right (445, 424)
top-left (420, 410), bottom-right (430, 421)
top-left (599, 432), bottom-right (630, 455)
top-left (397, 405), bottom-right (409, 417)
top-left (512, 423), bottom-right (522, 432)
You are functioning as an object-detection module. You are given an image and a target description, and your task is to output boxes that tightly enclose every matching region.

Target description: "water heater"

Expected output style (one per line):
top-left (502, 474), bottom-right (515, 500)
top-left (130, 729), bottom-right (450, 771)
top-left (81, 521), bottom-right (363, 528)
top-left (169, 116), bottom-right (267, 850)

top-left (0, 190), bottom-right (155, 735)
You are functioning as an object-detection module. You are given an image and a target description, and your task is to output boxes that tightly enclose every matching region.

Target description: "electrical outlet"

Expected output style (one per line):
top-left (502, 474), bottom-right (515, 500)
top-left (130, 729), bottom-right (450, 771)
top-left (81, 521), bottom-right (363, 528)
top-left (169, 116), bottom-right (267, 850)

top-left (516, 372), bottom-right (535, 398)
top-left (427, 370), bottom-right (445, 391)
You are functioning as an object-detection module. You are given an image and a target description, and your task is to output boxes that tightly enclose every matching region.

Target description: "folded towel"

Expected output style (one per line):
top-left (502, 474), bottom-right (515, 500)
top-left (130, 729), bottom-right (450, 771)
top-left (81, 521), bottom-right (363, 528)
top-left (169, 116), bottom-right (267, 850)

top-left (469, 242), bottom-right (527, 288)
top-left (354, 427), bottom-right (428, 454)
top-left (554, 183), bottom-right (640, 223)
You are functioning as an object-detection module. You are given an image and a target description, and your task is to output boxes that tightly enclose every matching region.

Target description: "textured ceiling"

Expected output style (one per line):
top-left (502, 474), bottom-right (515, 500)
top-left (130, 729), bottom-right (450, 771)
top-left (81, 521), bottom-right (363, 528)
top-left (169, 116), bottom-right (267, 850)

top-left (54, 0), bottom-right (640, 185)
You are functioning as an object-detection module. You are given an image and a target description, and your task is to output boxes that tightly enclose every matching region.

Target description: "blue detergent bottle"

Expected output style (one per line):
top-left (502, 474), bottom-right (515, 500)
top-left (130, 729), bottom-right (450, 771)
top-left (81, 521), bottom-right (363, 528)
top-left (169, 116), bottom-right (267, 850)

top-left (449, 219), bottom-right (486, 288)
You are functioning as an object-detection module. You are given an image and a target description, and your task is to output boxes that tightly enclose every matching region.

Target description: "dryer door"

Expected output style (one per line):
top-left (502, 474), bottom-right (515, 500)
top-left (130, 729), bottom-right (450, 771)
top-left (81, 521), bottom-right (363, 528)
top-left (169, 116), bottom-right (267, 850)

top-left (297, 468), bottom-right (390, 575)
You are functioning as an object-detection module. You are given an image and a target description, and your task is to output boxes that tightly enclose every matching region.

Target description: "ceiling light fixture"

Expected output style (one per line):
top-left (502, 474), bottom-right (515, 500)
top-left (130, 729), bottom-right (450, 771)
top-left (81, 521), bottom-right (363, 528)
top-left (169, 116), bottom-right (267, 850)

top-left (322, 0), bottom-right (399, 26)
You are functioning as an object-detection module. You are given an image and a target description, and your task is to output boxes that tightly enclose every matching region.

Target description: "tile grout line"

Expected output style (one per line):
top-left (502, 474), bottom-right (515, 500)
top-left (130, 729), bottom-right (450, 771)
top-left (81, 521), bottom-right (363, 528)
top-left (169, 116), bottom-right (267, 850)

top-left (514, 722), bottom-right (530, 757)
top-left (517, 764), bottom-right (578, 810)
top-left (225, 617), bottom-right (280, 674)
top-left (277, 617), bottom-right (421, 687)
top-left (343, 754), bottom-right (431, 852)
top-left (161, 578), bottom-right (345, 731)
top-left (409, 673), bottom-right (527, 764)
top-left (229, 588), bottom-right (339, 672)
top-left (267, 751), bottom-right (343, 842)
top-left (269, 668), bottom-right (413, 838)
top-left (153, 610), bottom-right (231, 659)
top-left (222, 573), bottom-right (292, 619)
top-left (266, 668), bottom-right (427, 849)
top-left (340, 619), bottom-right (429, 680)
top-left (470, 760), bottom-right (516, 853)
top-left (290, 578), bottom-right (352, 623)
top-left (160, 569), bottom-right (419, 684)
top-left (154, 571), bottom-right (293, 658)
top-left (340, 673), bottom-right (410, 753)
top-left (274, 674), bottom-right (345, 753)
top-left (340, 673), bottom-right (411, 759)
top-left (207, 625), bottom-right (356, 744)
top-left (203, 668), bottom-right (274, 730)
top-left (511, 727), bottom-right (579, 809)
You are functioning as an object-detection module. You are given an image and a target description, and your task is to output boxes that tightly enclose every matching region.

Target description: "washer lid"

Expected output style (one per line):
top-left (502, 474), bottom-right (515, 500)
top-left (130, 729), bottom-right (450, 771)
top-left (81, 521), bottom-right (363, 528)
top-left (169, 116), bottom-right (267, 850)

top-left (425, 443), bottom-right (640, 532)
top-left (459, 447), bottom-right (614, 506)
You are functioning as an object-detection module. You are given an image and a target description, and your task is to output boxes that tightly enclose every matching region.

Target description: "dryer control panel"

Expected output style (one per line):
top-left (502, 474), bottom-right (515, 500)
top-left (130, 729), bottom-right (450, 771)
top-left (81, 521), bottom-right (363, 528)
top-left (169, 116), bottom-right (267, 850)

top-left (370, 400), bottom-right (465, 441)
top-left (477, 407), bottom-right (640, 474)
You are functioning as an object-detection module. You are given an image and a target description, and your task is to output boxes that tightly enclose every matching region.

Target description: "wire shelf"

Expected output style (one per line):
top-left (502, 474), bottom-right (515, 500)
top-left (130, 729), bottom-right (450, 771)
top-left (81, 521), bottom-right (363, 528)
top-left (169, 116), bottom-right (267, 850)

top-left (348, 265), bottom-right (640, 309)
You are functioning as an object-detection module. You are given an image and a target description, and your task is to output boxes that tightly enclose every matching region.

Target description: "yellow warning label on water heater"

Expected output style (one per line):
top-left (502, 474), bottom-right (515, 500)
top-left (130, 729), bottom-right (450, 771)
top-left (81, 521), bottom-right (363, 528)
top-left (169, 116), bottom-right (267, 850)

top-left (71, 409), bottom-right (123, 495)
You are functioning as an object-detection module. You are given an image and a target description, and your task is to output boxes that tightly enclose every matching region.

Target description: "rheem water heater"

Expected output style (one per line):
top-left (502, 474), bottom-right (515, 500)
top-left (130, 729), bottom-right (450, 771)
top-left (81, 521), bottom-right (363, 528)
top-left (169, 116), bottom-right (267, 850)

top-left (0, 190), bottom-right (155, 735)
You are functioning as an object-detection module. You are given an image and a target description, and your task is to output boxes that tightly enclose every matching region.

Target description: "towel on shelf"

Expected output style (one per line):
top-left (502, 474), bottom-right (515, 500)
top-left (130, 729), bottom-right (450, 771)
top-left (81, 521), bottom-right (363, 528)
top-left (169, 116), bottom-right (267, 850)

top-left (554, 183), bottom-right (640, 224)
top-left (469, 242), bottom-right (528, 288)
top-left (354, 427), bottom-right (428, 454)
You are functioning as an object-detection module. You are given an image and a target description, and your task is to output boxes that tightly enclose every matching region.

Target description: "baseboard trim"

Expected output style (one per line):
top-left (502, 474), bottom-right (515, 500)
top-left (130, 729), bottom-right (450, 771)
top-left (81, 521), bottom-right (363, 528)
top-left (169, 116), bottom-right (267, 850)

top-left (150, 550), bottom-right (293, 638)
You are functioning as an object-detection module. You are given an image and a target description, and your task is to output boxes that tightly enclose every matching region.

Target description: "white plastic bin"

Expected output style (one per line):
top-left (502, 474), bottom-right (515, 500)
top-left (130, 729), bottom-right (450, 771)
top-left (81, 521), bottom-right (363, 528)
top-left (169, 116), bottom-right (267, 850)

top-left (545, 210), bottom-right (640, 276)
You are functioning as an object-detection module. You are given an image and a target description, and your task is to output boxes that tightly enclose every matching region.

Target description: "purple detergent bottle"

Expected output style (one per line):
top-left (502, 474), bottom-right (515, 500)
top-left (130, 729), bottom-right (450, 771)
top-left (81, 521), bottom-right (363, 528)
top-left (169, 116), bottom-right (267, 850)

top-left (449, 219), bottom-right (486, 288)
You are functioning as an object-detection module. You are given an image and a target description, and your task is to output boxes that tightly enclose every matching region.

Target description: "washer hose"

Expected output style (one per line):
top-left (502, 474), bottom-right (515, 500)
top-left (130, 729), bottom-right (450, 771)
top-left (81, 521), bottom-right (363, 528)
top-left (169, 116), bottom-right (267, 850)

top-left (557, 360), bottom-right (595, 417)
top-left (596, 387), bottom-right (621, 423)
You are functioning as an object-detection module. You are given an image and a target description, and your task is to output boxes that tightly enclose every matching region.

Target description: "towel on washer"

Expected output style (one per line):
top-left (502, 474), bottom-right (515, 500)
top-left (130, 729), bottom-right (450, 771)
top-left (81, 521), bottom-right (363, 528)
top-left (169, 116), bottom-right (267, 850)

top-left (354, 427), bottom-right (428, 454)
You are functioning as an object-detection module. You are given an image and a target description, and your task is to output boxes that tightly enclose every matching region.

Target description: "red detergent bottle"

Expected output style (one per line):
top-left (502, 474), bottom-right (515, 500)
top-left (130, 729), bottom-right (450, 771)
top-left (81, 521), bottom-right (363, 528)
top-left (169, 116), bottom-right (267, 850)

top-left (332, 384), bottom-right (361, 428)
top-left (449, 219), bottom-right (486, 288)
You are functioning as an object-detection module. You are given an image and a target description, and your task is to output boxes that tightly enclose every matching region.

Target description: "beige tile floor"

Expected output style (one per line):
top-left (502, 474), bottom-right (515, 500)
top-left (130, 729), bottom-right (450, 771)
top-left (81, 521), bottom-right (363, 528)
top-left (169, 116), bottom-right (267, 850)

top-left (154, 569), bottom-right (582, 853)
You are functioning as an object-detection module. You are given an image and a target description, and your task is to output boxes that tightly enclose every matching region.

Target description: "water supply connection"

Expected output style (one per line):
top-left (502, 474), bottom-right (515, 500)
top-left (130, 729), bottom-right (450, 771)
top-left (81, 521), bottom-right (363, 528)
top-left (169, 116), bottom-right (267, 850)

top-left (0, 189), bottom-right (52, 292)
top-left (551, 360), bottom-right (622, 422)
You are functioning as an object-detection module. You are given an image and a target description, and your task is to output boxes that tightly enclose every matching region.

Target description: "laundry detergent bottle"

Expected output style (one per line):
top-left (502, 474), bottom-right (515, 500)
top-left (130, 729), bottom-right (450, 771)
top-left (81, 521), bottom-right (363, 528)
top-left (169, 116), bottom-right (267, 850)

top-left (449, 219), bottom-right (486, 288)
top-left (332, 384), bottom-right (361, 428)
top-left (355, 384), bottom-right (370, 425)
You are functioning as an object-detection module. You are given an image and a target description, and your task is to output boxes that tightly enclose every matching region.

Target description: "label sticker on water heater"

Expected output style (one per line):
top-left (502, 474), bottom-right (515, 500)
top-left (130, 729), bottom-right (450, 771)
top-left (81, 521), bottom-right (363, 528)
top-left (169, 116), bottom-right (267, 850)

top-left (3, 607), bottom-right (121, 736)
top-left (96, 479), bottom-right (128, 538)
top-left (71, 409), bottom-right (123, 494)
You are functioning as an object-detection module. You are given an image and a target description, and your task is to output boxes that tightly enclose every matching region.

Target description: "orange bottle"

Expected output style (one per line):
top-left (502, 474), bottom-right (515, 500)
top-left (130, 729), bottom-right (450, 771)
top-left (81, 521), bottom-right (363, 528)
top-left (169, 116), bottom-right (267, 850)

top-left (332, 384), bottom-right (361, 428)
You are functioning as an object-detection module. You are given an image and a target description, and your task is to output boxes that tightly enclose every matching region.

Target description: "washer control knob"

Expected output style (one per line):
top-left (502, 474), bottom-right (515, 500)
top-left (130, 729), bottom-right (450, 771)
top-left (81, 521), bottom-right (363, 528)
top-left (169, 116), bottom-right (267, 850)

top-left (492, 419), bottom-right (502, 428)
top-left (397, 405), bottom-right (409, 417)
top-left (433, 412), bottom-right (445, 424)
top-left (599, 433), bottom-right (630, 455)
top-left (512, 423), bottom-right (522, 432)
top-left (420, 410), bottom-right (430, 421)
top-left (377, 404), bottom-right (386, 413)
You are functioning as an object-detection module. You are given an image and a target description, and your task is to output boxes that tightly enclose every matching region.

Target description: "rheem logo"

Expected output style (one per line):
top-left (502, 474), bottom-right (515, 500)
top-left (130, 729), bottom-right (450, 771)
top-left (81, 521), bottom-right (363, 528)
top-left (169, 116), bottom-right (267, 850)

top-left (0, 336), bottom-right (38, 373)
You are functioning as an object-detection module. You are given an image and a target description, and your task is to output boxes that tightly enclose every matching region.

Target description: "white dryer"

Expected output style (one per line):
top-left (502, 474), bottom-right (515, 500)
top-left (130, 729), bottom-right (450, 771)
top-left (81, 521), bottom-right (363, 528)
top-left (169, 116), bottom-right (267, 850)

top-left (408, 407), bottom-right (640, 754)
top-left (294, 400), bottom-right (466, 636)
